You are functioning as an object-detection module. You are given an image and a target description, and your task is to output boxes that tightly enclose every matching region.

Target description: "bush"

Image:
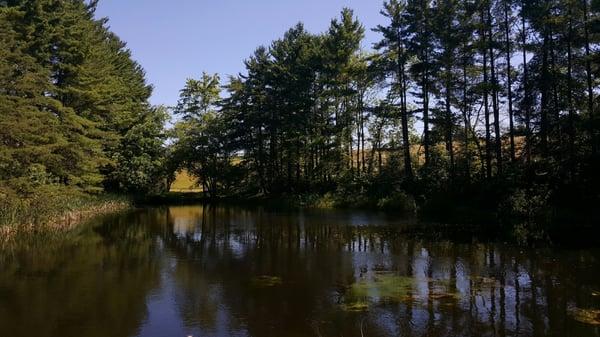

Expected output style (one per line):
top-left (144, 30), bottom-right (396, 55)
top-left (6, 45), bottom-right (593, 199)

top-left (499, 185), bottom-right (553, 244)
top-left (376, 192), bottom-right (417, 214)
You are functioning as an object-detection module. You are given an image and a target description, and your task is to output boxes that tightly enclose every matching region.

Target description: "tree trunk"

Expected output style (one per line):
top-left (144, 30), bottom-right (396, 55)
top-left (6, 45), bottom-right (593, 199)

top-left (504, 0), bottom-right (516, 162)
top-left (446, 74), bottom-right (455, 177)
top-left (423, 61), bottom-right (431, 167)
top-left (445, 17), bottom-right (455, 177)
top-left (521, 7), bottom-right (532, 164)
top-left (583, 0), bottom-right (596, 155)
top-left (567, 7), bottom-right (575, 177)
top-left (540, 28), bottom-right (550, 156)
top-left (462, 51), bottom-right (471, 182)
top-left (482, 9), bottom-right (493, 179)
top-left (488, 6), bottom-right (503, 175)
top-left (398, 39), bottom-right (414, 179)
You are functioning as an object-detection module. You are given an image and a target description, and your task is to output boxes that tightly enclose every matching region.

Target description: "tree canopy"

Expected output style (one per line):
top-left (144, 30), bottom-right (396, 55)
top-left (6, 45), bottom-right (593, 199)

top-left (0, 0), bottom-right (167, 196)
top-left (169, 1), bottom-right (599, 222)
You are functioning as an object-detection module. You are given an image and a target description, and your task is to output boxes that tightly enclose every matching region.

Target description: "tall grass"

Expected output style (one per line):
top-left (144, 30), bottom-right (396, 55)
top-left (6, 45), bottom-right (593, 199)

top-left (0, 186), bottom-right (130, 242)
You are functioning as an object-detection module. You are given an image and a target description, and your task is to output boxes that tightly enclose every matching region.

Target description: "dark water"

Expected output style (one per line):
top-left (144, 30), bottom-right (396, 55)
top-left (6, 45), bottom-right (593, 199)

top-left (1, 205), bottom-right (599, 337)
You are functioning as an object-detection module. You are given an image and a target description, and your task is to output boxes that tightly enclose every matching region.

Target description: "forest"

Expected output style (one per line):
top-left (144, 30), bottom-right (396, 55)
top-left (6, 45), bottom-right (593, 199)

top-left (0, 0), bottom-right (167, 230)
top-left (1, 0), bottom-right (599, 240)
top-left (169, 0), bottom-right (600, 237)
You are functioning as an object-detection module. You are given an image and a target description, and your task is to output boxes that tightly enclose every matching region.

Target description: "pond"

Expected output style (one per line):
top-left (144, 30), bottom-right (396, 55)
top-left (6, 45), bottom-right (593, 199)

top-left (1, 205), bottom-right (599, 337)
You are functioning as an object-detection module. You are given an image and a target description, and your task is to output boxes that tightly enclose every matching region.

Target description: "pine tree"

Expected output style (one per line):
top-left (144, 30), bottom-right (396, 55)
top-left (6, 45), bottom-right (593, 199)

top-left (432, 0), bottom-right (461, 176)
top-left (374, 0), bottom-right (414, 179)
top-left (1, 0), bottom-right (166, 194)
top-left (405, 0), bottom-right (435, 167)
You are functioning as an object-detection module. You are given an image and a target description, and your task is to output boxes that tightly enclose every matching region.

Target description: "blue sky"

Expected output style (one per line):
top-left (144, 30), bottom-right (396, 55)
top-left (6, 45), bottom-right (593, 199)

top-left (95, 0), bottom-right (386, 107)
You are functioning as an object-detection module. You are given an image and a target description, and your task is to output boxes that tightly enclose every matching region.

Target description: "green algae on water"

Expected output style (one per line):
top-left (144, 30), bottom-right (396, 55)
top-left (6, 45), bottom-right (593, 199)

top-left (348, 274), bottom-right (462, 305)
top-left (251, 275), bottom-right (283, 288)
top-left (341, 301), bottom-right (370, 312)
top-left (350, 274), bottom-right (415, 301)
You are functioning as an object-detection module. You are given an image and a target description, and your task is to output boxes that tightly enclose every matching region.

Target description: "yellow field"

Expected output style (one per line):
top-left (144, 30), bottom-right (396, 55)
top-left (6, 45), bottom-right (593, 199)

top-left (170, 170), bottom-right (203, 193)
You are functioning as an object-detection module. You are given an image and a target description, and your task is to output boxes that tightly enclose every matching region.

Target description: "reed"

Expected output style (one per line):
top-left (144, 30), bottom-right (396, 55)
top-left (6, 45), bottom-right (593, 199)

top-left (0, 187), bottom-right (131, 244)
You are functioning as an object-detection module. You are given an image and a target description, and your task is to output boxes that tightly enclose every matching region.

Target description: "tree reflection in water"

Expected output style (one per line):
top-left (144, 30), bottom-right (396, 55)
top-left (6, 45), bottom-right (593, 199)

top-left (155, 205), bottom-right (600, 337)
top-left (1, 205), bottom-right (599, 337)
top-left (0, 212), bottom-right (162, 337)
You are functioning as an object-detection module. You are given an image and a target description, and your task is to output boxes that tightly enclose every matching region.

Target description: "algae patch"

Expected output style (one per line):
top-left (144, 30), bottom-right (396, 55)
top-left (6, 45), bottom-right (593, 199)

top-left (251, 275), bottom-right (283, 288)
top-left (341, 301), bottom-right (370, 312)
top-left (344, 274), bottom-right (462, 308)
top-left (350, 274), bottom-right (414, 301)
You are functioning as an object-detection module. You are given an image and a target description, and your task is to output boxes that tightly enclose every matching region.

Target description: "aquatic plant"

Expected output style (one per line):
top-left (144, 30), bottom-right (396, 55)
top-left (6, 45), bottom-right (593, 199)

top-left (340, 301), bottom-right (370, 312)
top-left (251, 275), bottom-right (283, 288)
top-left (349, 274), bottom-right (415, 301)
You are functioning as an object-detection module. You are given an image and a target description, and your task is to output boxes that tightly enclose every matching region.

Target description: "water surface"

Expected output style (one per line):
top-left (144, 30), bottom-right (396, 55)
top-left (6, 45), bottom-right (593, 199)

top-left (1, 205), bottom-right (599, 337)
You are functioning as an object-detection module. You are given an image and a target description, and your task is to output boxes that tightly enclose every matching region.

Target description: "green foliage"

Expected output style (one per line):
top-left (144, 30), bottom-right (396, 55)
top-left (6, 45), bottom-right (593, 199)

top-left (376, 192), bottom-right (417, 214)
top-left (0, 0), bottom-right (167, 197)
top-left (168, 0), bottom-right (600, 233)
top-left (501, 185), bottom-right (553, 243)
top-left (174, 73), bottom-right (221, 120)
top-left (106, 106), bottom-right (170, 195)
top-left (170, 74), bottom-right (241, 198)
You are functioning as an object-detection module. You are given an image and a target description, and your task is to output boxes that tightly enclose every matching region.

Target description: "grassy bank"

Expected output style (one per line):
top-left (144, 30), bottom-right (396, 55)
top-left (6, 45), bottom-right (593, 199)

top-left (0, 187), bottom-right (131, 244)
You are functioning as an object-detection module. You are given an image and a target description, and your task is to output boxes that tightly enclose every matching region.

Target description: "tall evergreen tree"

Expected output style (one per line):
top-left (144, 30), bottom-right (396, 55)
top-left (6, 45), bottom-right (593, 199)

top-left (374, 0), bottom-right (414, 179)
top-left (405, 0), bottom-right (435, 166)
top-left (1, 0), bottom-right (166, 194)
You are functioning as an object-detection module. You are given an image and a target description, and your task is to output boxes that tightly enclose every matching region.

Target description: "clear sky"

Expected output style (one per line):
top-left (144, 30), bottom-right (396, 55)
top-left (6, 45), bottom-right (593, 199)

top-left (95, 0), bottom-right (386, 108)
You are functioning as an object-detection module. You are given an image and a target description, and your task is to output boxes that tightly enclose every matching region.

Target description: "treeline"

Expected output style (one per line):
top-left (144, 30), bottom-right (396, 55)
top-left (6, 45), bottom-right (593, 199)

top-left (2, 0), bottom-right (599, 230)
top-left (172, 0), bottom-right (600, 222)
top-left (0, 0), bottom-right (167, 198)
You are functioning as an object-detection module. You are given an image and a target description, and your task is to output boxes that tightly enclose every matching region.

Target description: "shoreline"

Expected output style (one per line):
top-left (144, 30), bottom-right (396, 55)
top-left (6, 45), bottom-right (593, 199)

top-left (140, 192), bottom-right (600, 247)
top-left (0, 197), bottom-right (131, 245)
top-left (2, 191), bottom-right (598, 247)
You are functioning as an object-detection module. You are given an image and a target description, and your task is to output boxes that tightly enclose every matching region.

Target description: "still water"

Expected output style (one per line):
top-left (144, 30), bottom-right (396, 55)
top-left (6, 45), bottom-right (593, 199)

top-left (1, 205), bottom-right (599, 337)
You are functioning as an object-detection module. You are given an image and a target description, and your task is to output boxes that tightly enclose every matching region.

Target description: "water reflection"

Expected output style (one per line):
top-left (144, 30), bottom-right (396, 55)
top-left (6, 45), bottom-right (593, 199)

top-left (1, 205), bottom-right (599, 337)
top-left (0, 212), bottom-right (162, 337)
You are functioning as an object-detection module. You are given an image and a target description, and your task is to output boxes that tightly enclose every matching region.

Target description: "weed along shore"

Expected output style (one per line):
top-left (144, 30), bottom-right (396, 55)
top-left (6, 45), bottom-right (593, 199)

top-left (0, 192), bottom-right (131, 245)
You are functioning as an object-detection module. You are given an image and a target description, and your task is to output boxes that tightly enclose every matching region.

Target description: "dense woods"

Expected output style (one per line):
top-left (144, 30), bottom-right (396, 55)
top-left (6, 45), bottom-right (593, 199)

top-left (1, 0), bottom-right (600, 236)
top-left (171, 0), bottom-right (600, 231)
top-left (0, 0), bottom-right (167, 199)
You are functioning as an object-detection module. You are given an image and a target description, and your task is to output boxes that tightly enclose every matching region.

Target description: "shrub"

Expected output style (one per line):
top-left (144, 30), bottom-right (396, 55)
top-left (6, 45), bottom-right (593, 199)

top-left (376, 192), bottom-right (417, 214)
top-left (500, 185), bottom-right (553, 244)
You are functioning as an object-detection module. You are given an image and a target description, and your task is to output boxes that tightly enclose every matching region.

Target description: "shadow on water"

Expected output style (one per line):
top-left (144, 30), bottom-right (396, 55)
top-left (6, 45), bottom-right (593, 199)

top-left (0, 211), bottom-right (163, 337)
top-left (1, 204), bottom-right (599, 337)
